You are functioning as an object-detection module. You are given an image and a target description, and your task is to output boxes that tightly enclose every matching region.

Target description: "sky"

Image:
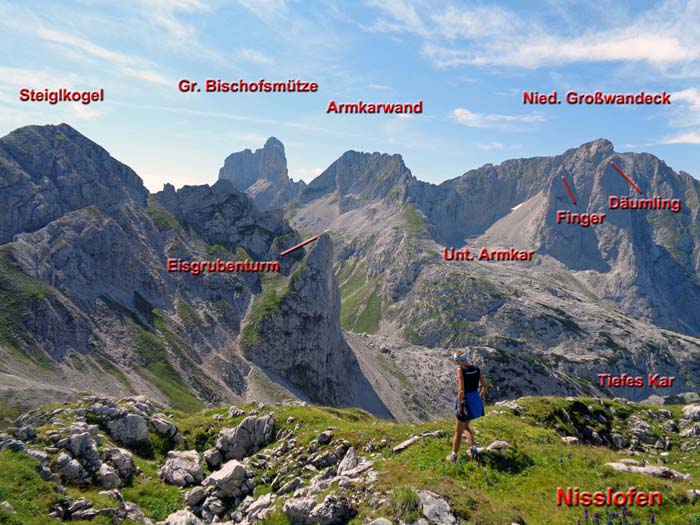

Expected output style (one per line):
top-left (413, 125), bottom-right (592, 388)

top-left (0, 0), bottom-right (699, 192)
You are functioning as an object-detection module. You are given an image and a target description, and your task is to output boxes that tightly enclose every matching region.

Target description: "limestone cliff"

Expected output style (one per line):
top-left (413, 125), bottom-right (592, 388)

top-left (241, 234), bottom-right (391, 416)
top-left (218, 138), bottom-right (305, 211)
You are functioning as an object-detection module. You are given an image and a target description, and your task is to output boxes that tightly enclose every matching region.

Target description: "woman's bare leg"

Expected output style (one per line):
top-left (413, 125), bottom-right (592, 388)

top-left (462, 421), bottom-right (475, 447)
top-left (452, 420), bottom-right (466, 453)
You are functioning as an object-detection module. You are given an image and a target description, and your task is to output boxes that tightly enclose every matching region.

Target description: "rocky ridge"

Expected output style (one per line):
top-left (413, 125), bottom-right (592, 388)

top-left (288, 138), bottom-right (700, 400)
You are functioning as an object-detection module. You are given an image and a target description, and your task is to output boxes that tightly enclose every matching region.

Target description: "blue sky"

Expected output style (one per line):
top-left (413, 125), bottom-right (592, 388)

top-left (0, 0), bottom-right (699, 192)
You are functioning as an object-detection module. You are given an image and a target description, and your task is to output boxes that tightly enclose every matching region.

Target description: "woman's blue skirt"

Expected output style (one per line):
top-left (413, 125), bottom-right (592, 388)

top-left (454, 391), bottom-right (484, 422)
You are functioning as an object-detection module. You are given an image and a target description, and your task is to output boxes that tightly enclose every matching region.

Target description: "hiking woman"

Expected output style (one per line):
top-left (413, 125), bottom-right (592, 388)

top-left (446, 351), bottom-right (488, 462)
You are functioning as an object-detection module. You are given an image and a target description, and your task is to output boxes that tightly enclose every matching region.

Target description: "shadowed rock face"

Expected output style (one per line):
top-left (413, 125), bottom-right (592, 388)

top-left (243, 234), bottom-right (391, 417)
top-left (0, 123), bottom-right (148, 244)
top-left (218, 137), bottom-right (305, 211)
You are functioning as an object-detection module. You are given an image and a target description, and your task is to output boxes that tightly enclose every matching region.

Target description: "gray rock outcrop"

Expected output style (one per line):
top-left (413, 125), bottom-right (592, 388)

top-left (418, 490), bottom-right (457, 525)
top-left (202, 459), bottom-right (253, 499)
top-left (107, 414), bottom-right (150, 449)
top-left (218, 137), bottom-right (305, 210)
top-left (215, 414), bottom-right (275, 460)
top-left (159, 450), bottom-right (204, 487)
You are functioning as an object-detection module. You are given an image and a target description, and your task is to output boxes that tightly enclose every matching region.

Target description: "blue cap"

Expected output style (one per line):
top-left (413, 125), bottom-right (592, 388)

top-left (453, 353), bottom-right (467, 362)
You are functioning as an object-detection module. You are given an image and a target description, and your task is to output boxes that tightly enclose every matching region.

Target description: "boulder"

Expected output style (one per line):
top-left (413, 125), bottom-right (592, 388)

top-left (682, 404), bottom-right (700, 422)
top-left (680, 425), bottom-right (700, 438)
top-left (283, 497), bottom-right (317, 522)
top-left (611, 434), bottom-right (629, 449)
top-left (486, 440), bottom-right (510, 451)
top-left (149, 417), bottom-right (178, 438)
top-left (107, 414), bottom-right (150, 448)
top-left (309, 493), bottom-right (356, 525)
top-left (55, 453), bottom-right (88, 484)
top-left (247, 492), bottom-right (274, 520)
top-left (164, 509), bottom-right (203, 525)
top-left (627, 416), bottom-right (655, 444)
top-left (185, 486), bottom-right (205, 507)
top-left (109, 448), bottom-right (137, 482)
top-left (310, 450), bottom-right (338, 469)
top-left (418, 490), bottom-right (457, 525)
top-left (204, 447), bottom-right (222, 469)
top-left (215, 414), bottom-right (275, 460)
top-left (277, 476), bottom-right (304, 495)
top-left (228, 406), bottom-right (245, 418)
top-left (337, 447), bottom-right (372, 478)
top-left (159, 450), bottom-right (204, 487)
top-left (96, 463), bottom-right (121, 489)
top-left (68, 432), bottom-right (101, 470)
top-left (318, 431), bottom-right (333, 445)
top-left (662, 420), bottom-right (678, 433)
top-left (605, 462), bottom-right (690, 481)
top-left (201, 495), bottom-right (225, 518)
top-left (202, 459), bottom-right (250, 498)
top-left (12, 425), bottom-right (36, 441)
top-left (309, 467), bottom-right (337, 494)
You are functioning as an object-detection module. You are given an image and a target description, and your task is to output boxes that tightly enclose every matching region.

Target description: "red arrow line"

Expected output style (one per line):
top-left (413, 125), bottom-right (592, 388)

top-left (610, 161), bottom-right (642, 194)
top-left (280, 235), bottom-right (319, 257)
top-left (561, 176), bottom-right (577, 205)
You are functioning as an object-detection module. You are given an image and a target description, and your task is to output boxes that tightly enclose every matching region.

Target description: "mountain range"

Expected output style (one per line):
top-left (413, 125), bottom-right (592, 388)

top-left (1, 123), bottom-right (699, 423)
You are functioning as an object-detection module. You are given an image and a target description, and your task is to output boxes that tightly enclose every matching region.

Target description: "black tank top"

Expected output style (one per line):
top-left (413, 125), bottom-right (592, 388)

top-left (460, 365), bottom-right (481, 393)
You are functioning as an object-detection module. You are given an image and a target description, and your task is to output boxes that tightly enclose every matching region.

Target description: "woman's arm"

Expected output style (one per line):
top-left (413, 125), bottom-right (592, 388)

top-left (479, 371), bottom-right (488, 399)
top-left (457, 368), bottom-right (465, 406)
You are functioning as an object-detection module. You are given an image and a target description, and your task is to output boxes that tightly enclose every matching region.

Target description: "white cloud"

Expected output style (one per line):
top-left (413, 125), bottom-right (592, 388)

top-left (139, 0), bottom-right (211, 44)
top-left (365, 0), bottom-right (429, 36)
top-left (71, 104), bottom-right (104, 120)
top-left (667, 88), bottom-right (700, 128)
top-left (431, 6), bottom-right (515, 39)
top-left (0, 4), bottom-right (171, 85)
top-left (662, 131), bottom-right (700, 144)
top-left (452, 108), bottom-right (545, 129)
top-left (0, 66), bottom-right (80, 89)
top-left (478, 142), bottom-right (505, 150)
top-left (238, 48), bottom-right (274, 64)
top-left (483, 35), bottom-right (695, 69)
top-left (424, 33), bottom-right (696, 70)
top-left (237, 0), bottom-right (289, 20)
top-left (368, 83), bottom-right (392, 90)
top-left (673, 88), bottom-right (700, 109)
top-left (366, 1), bottom-right (700, 75)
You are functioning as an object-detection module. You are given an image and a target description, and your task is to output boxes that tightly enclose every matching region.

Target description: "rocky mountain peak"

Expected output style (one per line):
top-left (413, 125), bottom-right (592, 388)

top-left (264, 136), bottom-right (284, 149)
top-left (301, 150), bottom-right (414, 211)
top-left (0, 123), bottom-right (148, 244)
top-left (571, 138), bottom-right (615, 161)
top-left (218, 137), bottom-right (304, 210)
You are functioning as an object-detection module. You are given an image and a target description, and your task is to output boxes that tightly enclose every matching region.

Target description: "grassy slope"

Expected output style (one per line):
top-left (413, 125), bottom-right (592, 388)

top-left (128, 320), bottom-right (202, 413)
top-left (338, 261), bottom-right (382, 334)
top-left (0, 248), bottom-right (55, 369)
top-left (177, 399), bottom-right (700, 525)
top-left (2, 397), bottom-right (698, 525)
